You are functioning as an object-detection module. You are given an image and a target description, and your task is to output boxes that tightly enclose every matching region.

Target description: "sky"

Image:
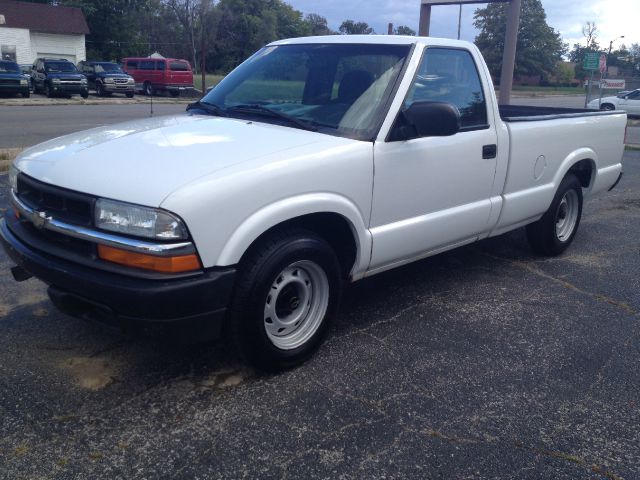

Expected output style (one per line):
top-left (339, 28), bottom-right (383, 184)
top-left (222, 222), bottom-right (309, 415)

top-left (287, 0), bottom-right (639, 50)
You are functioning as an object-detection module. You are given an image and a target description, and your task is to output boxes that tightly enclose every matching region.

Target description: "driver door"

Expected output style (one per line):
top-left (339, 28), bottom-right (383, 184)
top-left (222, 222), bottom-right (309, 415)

top-left (370, 47), bottom-right (498, 272)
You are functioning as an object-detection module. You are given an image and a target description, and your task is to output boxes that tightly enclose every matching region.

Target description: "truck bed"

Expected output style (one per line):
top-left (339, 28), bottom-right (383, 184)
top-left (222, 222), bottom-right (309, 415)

top-left (499, 104), bottom-right (617, 122)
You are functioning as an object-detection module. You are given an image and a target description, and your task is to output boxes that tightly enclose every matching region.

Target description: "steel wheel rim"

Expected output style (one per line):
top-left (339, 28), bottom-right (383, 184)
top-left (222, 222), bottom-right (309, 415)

top-left (555, 189), bottom-right (579, 241)
top-left (263, 260), bottom-right (329, 350)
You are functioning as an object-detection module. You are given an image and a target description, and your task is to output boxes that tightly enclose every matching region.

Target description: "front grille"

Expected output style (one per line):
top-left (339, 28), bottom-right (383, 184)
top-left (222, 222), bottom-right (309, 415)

top-left (16, 174), bottom-right (94, 226)
top-left (59, 79), bottom-right (81, 85)
top-left (114, 78), bottom-right (129, 84)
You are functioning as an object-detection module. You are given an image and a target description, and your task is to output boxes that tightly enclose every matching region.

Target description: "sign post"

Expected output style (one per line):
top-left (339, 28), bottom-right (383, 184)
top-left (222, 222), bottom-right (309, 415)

top-left (582, 52), bottom-right (600, 108)
top-left (598, 54), bottom-right (607, 108)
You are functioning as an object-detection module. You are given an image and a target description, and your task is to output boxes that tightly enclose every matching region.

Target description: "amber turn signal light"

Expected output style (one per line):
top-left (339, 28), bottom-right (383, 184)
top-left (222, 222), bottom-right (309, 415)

top-left (97, 245), bottom-right (201, 273)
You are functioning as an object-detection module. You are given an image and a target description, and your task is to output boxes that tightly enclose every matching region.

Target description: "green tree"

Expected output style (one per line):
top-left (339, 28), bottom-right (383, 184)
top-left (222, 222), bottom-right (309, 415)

top-left (339, 20), bottom-right (374, 35)
top-left (394, 25), bottom-right (416, 36)
top-left (304, 13), bottom-right (333, 36)
top-left (474, 0), bottom-right (566, 81)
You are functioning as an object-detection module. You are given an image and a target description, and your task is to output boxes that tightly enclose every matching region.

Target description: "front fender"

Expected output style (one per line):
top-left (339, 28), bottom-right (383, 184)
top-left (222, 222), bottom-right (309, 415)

top-left (215, 193), bottom-right (372, 277)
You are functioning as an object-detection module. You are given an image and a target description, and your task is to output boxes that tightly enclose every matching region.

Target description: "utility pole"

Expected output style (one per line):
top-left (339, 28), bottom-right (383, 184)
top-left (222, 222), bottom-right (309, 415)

top-left (419, 1), bottom-right (522, 105)
top-left (457, 4), bottom-right (462, 40)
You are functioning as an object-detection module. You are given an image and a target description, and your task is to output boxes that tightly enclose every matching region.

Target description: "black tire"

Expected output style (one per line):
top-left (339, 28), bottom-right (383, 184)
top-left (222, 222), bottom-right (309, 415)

top-left (169, 90), bottom-right (180, 98)
top-left (526, 173), bottom-right (583, 256)
top-left (600, 103), bottom-right (615, 111)
top-left (229, 228), bottom-right (342, 371)
top-left (81, 91), bottom-right (88, 99)
top-left (144, 82), bottom-right (153, 96)
top-left (96, 82), bottom-right (105, 97)
top-left (126, 92), bottom-right (134, 98)
top-left (44, 83), bottom-right (53, 98)
top-left (22, 91), bottom-right (30, 99)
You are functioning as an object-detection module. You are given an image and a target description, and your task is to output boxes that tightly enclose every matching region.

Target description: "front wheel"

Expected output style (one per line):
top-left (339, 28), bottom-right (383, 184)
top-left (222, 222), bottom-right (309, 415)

top-left (144, 82), bottom-right (153, 96)
top-left (229, 229), bottom-right (342, 371)
top-left (96, 83), bottom-right (105, 97)
top-left (526, 173), bottom-right (583, 256)
top-left (600, 103), bottom-right (615, 111)
top-left (44, 83), bottom-right (53, 98)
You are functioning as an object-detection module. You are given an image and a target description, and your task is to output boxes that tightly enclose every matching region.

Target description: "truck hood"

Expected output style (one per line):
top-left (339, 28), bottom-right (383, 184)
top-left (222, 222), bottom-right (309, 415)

top-left (14, 114), bottom-right (334, 206)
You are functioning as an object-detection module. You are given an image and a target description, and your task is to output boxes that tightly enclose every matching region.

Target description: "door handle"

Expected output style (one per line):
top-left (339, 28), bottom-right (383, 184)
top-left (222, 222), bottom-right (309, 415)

top-left (483, 144), bottom-right (497, 159)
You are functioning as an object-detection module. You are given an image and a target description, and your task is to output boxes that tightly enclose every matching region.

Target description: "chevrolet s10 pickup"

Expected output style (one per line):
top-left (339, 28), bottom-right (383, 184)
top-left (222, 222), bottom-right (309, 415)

top-left (2, 36), bottom-right (626, 370)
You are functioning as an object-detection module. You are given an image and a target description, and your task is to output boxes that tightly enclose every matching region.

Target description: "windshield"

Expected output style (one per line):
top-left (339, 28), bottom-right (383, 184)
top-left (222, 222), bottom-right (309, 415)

top-left (95, 63), bottom-right (123, 73)
top-left (45, 62), bottom-right (77, 73)
top-left (0, 62), bottom-right (20, 73)
top-left (202, 43), bottom-right (412, 140)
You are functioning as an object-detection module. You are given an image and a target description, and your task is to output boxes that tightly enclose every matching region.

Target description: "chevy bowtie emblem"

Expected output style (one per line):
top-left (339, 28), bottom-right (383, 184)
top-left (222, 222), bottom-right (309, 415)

top-left (32, 210), bottom-right (52, 230)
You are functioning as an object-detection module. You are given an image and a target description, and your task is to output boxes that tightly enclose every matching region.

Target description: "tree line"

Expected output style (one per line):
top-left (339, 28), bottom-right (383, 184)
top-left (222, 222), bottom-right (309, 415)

top-left (20, 0), bottom-right (640, 83)
top-left (21, 0), bottom-right (413, 73)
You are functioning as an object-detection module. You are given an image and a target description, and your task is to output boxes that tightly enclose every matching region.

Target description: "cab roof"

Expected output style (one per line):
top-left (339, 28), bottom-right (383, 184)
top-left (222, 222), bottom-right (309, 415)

top-left (270, 35), bottom-right (473, 49)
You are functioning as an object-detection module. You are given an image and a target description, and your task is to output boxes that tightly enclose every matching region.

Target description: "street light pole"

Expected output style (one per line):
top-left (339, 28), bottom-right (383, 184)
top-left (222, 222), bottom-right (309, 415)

top-left (607, 35), bottom-right (625, 76)
top-left (599, 35), bottom-right (625, 108)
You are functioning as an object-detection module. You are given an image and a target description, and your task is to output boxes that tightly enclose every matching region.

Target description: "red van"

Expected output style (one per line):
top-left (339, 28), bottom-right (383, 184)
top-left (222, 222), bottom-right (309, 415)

top-left (121, 57), bottom-right (193, 97)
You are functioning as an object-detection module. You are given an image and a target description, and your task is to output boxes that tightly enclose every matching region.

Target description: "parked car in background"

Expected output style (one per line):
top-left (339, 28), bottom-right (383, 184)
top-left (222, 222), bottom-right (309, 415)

top-left (77, 61), bottom-right (135, 98)
top-left (588, 89), bottom-right (640, 116)
top-left (31, 58), bottom-right (88, 98)
top-left (122, 57), bottom-right (193, 97)
top-left (0, 61), bottom-right (30, 98)
top-left (19, 64), bottom-right (33, 92)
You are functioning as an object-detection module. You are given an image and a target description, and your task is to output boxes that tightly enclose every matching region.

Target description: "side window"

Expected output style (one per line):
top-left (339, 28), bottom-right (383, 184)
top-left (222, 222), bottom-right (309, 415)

top-left (155, 61), bottom-right (165, 71)
top-left (140, 60), bottom-right (155, 70)
top-left (405, 48), bottom-right (488, 129)
top-left (126, 60), bottom-right (138, 70)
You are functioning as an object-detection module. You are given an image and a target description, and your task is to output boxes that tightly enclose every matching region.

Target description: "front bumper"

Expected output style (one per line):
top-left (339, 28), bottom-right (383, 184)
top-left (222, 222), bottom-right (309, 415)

top-left (104, 83), bottom-right (134, 93)
top-left (1, 217), bottom-right (235, 338)
top-left (0, 85), bottom-right (29, 95)
top-left (51, 84), bottom-right (88, 95)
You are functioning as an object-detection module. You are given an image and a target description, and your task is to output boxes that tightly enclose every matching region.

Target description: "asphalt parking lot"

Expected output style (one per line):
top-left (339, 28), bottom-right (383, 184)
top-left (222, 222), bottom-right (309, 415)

top-left (1, 149), bottom-right (639, 479)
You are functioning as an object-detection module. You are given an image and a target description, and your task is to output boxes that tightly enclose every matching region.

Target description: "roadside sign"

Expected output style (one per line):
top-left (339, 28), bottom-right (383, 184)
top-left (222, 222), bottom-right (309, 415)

top-left (601, 79), bottom-right (626, 89)
top-left (583, 52), bottom-right (600, 70)
top-left (599, 54), bottom-right (607, 74)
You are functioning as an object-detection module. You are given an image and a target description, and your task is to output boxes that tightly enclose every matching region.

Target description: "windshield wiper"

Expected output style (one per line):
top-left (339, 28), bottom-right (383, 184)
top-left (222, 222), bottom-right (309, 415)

top-left (227, 104), bottom-right (318, 132)
top-left (186, 100), bottom-right (227, 117)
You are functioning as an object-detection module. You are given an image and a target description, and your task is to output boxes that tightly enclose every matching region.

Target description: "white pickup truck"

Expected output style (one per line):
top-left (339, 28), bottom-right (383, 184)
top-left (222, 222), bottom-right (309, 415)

top-left (2, 36), bottom-right (626, 370)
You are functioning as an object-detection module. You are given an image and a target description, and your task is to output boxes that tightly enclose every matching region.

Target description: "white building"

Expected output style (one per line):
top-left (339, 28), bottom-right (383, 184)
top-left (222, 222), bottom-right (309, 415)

top-left (0, 0), bottom-right (89, 65)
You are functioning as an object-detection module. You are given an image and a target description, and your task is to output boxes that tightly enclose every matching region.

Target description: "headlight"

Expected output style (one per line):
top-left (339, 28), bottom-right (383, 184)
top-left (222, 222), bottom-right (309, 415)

top-left (20, 79), bottom-right (28, 86)
top-left (95, 199), bottom-right (188, 240)
top-left (52, 78), bottom-right (61, 84)
top-left (81, 78), bottom-right (88, 84)
top-left (105, 77), bottom-right (115, 84)
top-left (127, 77), bottom-right (134, 84)
top-left (9, 165), bottom-right (18, 192)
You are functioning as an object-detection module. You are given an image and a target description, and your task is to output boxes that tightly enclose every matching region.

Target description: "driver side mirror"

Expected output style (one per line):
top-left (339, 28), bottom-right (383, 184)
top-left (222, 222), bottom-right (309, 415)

top-left (391, 101), bottom-right (461, 141)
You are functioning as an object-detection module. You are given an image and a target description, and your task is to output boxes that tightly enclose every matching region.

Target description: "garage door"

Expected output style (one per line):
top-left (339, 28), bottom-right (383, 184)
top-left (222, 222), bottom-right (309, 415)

top-left (36, 53), bottom-right (76, 63)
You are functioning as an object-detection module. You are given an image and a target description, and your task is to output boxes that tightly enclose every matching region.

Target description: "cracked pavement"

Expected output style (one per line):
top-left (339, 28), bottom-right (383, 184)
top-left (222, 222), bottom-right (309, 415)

top-left (1, 151), bottom-right (639, 479)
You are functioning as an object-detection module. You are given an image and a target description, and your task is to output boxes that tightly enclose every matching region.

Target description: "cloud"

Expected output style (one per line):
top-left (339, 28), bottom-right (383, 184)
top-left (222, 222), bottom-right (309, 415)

top-left (286, 0), bottom-right (639, 46)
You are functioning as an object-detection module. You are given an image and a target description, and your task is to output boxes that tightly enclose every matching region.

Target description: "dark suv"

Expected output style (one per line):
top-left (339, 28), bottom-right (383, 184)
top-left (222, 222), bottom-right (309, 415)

top-left (31, 58), bottom-right (88, 98)
top-left (0, 61), bottom-right (30, 98)
top-left (77, 61), bottom-right (135, 98)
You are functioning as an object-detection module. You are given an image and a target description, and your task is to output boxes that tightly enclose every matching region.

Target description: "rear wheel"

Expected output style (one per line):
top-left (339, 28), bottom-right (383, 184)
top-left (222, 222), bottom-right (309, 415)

top-left (600, 103), bottom-right (615, 111)
top-left (229, 228), bottom-right (342, 371)
top-left (526, 173), bottom-right (583, 256)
